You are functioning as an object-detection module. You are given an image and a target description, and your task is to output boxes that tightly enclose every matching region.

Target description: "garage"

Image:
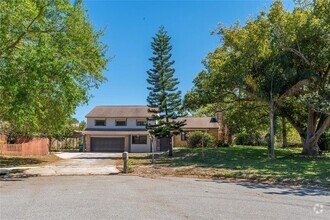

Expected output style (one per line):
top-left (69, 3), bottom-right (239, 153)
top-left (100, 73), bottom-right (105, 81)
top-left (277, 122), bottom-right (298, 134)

top-left (90, 137), bottom-right (125, 152)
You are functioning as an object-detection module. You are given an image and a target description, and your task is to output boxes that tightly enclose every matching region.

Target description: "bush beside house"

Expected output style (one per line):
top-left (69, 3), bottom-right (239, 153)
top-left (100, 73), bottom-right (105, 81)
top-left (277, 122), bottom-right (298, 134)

top-left (186, 131), bottom-right (216, 148)
top-left (234, 132), bottom-right (266, 146)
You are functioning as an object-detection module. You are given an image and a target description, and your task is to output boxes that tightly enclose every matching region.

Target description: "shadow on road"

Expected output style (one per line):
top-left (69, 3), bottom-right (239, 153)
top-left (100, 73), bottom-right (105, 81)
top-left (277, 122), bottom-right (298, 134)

top-left (0, 177), bottom-right (25, 182)
top-left (194, 179), bottom-right (330, 197)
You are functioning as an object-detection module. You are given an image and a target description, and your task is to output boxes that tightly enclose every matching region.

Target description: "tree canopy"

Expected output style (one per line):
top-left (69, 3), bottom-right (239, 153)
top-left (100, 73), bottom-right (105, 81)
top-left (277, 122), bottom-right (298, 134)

top-left (184, 0), bottom-right (329, 156)
top-left (0, 0), bottom-right (108, 138)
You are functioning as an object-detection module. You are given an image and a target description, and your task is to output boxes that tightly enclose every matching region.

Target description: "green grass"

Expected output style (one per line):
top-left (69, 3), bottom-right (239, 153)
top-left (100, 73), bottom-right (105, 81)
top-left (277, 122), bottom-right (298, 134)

top-left (127, 146), bottom-right (330, 187)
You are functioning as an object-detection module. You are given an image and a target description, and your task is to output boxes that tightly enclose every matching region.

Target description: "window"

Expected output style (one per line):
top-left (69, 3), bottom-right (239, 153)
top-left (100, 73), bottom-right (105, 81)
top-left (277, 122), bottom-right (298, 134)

top-left (181, 132), bottom-right (187, 141)
top-left (136, 120), bottom-right (147, 126)
top-left (132, 135), bottom-right (147, 144)
top-left (181, 131), bottom-right (193, 141)
top-left (95, 120), bottom-right (106, 126)
top-left (115, 120), bottom-right (126, 126)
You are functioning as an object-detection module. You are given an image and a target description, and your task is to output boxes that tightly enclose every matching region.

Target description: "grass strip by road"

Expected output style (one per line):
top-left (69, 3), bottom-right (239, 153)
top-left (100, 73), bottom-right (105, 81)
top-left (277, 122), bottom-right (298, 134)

top-left (122, 146), bottom-right (330, 188)
top-left (0, 153), bottom-right (61, 168)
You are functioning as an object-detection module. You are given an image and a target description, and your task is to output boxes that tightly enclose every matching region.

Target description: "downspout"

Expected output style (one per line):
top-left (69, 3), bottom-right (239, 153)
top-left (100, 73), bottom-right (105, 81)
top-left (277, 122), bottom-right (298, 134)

top-left (83, 135), bottom-right (86, 152)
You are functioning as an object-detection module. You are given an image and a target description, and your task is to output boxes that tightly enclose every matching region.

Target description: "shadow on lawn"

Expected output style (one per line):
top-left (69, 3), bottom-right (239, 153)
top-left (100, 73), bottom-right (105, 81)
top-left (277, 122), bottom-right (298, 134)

top-left (195, 179), bottom-right (330, 197)
top-left (0, 157), bottom-right (43, 168)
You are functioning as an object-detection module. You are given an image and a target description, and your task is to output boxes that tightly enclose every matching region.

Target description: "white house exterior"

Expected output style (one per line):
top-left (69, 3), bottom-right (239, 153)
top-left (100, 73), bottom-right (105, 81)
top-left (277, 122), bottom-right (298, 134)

top-left (83, 105), bottom-right (224, 153)
top-left (83, 106), bottom-right (164, 153)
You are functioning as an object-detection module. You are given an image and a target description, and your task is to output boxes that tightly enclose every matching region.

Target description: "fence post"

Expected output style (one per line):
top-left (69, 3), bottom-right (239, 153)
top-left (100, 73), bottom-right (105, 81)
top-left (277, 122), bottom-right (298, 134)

top-left (122, 152), bottom-right (129, 173)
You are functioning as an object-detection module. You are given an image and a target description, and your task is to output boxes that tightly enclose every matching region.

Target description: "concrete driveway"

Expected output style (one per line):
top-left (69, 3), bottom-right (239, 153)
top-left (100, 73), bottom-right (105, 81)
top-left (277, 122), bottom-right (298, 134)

top-left (24, 152), bottom-right (120, 176)
top-left (0, 176), bottom-right (328, 220)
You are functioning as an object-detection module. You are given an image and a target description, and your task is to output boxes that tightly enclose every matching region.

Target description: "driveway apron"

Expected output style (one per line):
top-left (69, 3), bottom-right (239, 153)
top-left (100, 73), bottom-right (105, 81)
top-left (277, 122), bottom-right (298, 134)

top-left (24, 153), bottom-right (120, 176)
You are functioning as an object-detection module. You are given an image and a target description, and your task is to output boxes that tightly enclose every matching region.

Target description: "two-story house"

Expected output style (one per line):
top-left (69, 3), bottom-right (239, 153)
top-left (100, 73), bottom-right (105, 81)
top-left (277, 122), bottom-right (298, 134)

top-left (83, 105), bottom-right (227, 153)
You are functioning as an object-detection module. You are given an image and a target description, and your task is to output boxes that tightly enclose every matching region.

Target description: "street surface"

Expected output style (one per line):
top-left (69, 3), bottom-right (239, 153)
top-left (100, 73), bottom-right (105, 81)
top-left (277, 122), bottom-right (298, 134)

top-left (0, 176), bottom-right (328, 220)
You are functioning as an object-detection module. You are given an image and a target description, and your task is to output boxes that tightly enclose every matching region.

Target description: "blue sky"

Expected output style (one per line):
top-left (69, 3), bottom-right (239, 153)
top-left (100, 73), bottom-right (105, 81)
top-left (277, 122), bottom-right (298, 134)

top-left (75, 0), bottom-right (293, 122)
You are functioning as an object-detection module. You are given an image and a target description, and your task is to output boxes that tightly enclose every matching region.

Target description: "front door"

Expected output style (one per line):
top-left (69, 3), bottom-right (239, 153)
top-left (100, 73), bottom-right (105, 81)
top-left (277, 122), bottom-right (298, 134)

top-left (160, 137), bottom-right (170, 151)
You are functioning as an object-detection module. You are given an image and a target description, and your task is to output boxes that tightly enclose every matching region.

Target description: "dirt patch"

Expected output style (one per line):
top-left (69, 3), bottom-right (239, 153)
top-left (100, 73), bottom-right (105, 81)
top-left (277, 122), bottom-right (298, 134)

top-left (119, 165), bottom-right (329, 190)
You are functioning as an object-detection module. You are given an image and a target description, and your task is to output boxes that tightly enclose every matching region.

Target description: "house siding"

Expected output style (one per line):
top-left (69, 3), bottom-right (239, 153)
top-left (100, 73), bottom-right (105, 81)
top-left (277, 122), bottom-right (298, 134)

top-left (84, 106), bottom-right (229, 152)
top-left (87, 118), bottom-right (148, 129)
top-left (130, 135), bottom-right (152, 153)
top-left (85, 134), bottom-right (153, 153)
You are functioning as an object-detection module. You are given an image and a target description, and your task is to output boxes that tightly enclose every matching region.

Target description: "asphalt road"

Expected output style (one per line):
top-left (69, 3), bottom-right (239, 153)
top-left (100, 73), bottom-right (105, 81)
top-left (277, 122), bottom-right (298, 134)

top-left (0, 176), bottom-right (329, 220)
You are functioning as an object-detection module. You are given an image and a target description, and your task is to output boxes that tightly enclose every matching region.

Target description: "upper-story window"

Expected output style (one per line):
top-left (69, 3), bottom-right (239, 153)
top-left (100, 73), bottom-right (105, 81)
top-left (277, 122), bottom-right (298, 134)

top-left (95, 120), bottom-right (106, 126)
top-left (136, 120), bottom-right (147, 126)
top-left (116, 120), bottom-right (127, 126)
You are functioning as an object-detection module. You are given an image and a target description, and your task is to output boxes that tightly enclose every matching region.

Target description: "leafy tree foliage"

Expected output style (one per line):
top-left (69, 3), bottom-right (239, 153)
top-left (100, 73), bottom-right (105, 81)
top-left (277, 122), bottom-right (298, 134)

top-left (146, 26), bottom-right (185, 156)
top-left (78, 121), bottom-right (87, 131)
top-left (270, 0), bottom-right (330, 155)
top-left (185, 92), bottom-right (269, 144)
top-left (184, 0), bottom-right (329, 156)
top-left (0, 0), bottom-right (108, 137)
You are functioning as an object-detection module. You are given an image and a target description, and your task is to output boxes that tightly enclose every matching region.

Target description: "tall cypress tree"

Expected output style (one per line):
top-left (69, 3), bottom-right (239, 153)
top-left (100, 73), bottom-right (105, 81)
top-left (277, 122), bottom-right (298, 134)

top-left (146, 26), bottom-right (185, 157)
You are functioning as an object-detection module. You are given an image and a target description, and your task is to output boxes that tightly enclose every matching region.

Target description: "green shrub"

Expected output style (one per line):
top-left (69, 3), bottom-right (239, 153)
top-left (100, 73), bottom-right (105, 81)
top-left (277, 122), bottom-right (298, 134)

top-left (235, 132), bottom-right (266, 146)
top-left (215, 140), bottom-right (230, 148)
top-left (186, 131), bottom-right (216, 148)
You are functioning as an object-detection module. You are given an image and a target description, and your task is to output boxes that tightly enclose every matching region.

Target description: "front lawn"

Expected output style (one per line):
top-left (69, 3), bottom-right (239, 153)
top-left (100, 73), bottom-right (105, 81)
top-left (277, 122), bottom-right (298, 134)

top-left (125, 146), bottom-right (330, 188)
top-left (0, 153), bottom-right (61, 168)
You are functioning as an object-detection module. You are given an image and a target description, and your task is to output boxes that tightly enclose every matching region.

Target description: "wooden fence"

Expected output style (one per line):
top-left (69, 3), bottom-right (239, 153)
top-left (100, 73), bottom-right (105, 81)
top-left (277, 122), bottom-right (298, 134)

top-left (0, 138), bottom-right (49, 156)
top-left (51, 137), bottom-right (82, 152)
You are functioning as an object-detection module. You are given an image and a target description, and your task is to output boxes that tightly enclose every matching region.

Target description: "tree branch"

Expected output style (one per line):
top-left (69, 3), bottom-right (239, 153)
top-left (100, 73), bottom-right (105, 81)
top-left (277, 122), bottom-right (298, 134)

top-left (0, 5), bottom-right (46, 57)
top-left (278, 79), bottom-right (310, 101)
top-left (312, 115), bottom-right (330, 142)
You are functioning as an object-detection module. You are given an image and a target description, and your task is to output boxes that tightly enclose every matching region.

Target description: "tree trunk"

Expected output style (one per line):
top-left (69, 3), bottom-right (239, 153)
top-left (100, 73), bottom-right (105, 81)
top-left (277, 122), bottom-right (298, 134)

top-left (301, 137), bottom-right (320, 155)
top-left (269, 102), bottom-right (275, 160)
top-left (168, 136), bottom-right (173, 157)
top-left (301, 111), bottom-right (330, 155)
top-left (228, 131), bottom-right (233, 145)
top-left (48, 137), bottom-right (53, 152)
top-left (281, 117), bottom-right (288, 148)
top-left (279, 107), bottom-right (330, 156)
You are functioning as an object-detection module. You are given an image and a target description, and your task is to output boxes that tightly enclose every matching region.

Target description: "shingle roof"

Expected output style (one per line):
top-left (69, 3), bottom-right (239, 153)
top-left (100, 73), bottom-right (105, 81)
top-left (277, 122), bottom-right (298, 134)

top-left (85, 106), bottom-right (153, 118)
top-left (180, 117), bottom-right (219, 129)
top-left (86, 106), bottom-right (219, 129)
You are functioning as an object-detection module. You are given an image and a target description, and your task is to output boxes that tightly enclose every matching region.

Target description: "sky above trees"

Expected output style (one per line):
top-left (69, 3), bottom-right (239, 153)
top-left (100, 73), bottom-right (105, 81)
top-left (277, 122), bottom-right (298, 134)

top-left (75, 0), bottom-right (294, 121)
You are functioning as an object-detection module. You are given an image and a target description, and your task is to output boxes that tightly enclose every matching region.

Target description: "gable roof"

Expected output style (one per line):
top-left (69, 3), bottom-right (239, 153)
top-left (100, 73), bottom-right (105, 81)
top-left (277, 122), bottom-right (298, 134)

top-left (178, 117), bottom-right (219, 129)
top-left (86, 106), bottom-right (219, 129)
top-left (85, 106), bottom-right (153, 118)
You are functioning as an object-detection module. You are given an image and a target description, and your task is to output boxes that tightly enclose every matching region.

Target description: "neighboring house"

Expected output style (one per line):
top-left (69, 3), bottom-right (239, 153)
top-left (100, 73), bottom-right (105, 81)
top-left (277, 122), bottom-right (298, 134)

top-left (83, 105), bottom-right (227, 153)
top-left (173, 117), bottom-right (222, 147)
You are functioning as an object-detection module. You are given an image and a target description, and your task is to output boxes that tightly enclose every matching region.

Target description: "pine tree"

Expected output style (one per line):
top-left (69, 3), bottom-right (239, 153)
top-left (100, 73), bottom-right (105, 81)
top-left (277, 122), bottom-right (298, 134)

top-left (146, 26), bottom-right (186, 157)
